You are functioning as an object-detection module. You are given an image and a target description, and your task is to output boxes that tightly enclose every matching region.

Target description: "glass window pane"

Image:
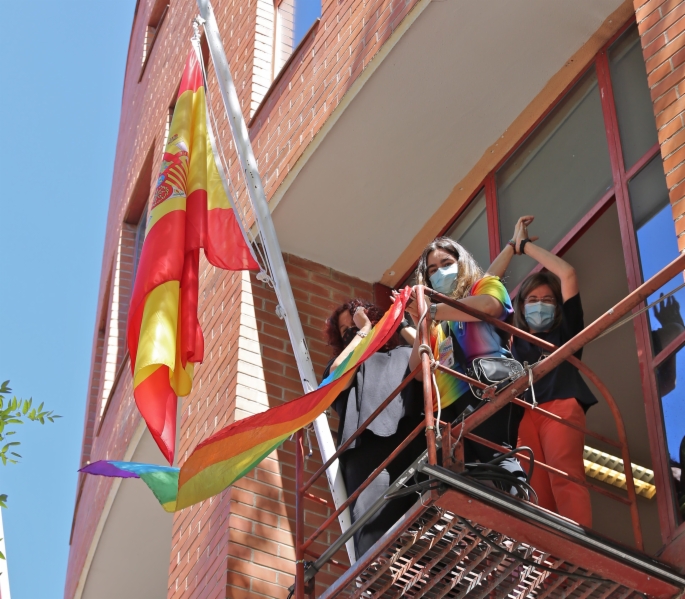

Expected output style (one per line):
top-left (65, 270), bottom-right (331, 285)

top-left (496, 68), bottom-right (613, 290)
top-left (445, 189), bottom-right (489, 271)
top-left (609, 26), bottom-right (659, 170)
top-left (656, 345), bottom-right (685, 523)
top-left (629, 156), bottom-right (685, 343)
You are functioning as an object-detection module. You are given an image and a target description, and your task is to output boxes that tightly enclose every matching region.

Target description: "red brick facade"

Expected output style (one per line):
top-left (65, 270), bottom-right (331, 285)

top-left (167, 256), bottom-right (373, 599)
top-left (634, 0), bottom-right (685, 250)
top-left (67, 0), bottom-right (685, 597)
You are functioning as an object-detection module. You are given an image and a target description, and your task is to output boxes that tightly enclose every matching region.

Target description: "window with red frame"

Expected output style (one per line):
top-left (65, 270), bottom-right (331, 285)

top-left (431, 21), bottom-right (683, 541)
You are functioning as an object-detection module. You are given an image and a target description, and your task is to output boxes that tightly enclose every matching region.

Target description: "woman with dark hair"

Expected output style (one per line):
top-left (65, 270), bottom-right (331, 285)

top-left (406, 237), bottom-right (524, 469)
top-left (488, 215), bottom-right (597, 526)
top-left (324, 299), bottom-right (423, 557)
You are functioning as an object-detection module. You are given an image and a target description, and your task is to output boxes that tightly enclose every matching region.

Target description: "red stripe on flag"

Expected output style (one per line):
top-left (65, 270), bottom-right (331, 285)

top-left (129, 210), bottom-right (186, 329)
top-left (181, 248), bottom-right (203, 366)
top-left (178, 52), bottom-right (203, 97)
top-left (134, 365), bottom-right (177, 464)
top-left (206, 207), bottom-right (260, 271)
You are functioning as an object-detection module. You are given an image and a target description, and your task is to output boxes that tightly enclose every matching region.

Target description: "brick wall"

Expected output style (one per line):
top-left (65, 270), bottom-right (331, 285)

top-left (67, 0), bottom-right (423, 593)
top-left (634, 0), bottom-right (685, 250)
top-left (166, 253), bottom-right (373, 599)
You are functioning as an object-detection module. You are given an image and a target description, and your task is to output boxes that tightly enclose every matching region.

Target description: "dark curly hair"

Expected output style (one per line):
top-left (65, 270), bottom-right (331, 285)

top-left (324, 299), bottom-right (393, 356)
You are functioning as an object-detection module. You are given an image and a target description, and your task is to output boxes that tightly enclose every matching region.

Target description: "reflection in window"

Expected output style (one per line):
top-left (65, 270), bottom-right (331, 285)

top-left (496, 68), bottom-right (613, 290)
top-left (445, 189), bottom-right (489, 273)
top-left (631, 156), bottom-right (685, 522)
top-left (629, 156), bottom-right (685, 338)
top-left (657, 346), bottom-right (685, 522)
top-left (609, 26), bottom-right (659, 170)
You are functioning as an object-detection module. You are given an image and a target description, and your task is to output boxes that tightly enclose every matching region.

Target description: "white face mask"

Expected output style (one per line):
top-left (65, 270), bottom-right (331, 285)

top-left (429, 262), bottom-right (459, 295)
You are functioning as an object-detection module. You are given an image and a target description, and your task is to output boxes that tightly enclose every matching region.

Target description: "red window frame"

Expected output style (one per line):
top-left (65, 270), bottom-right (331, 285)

top-left (424, 17), bottom-right (680, 544)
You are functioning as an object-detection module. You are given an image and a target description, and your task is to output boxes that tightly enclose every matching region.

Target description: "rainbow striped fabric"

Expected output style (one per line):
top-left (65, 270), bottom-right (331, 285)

top-left (433, 276), bottom-right (512, 408)
top-left (82, 288), bottom-right (411, 512)
top-left (128, 50), bottom-right (259, 464)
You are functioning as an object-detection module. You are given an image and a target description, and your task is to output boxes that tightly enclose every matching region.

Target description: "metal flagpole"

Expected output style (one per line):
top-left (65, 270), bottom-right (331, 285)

top-left (196, 0), bottom-right (356, 562)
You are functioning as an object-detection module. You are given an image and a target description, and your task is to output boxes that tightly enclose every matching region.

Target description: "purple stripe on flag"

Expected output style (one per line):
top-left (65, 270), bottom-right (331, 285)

top-left (80, 461), bottom-right (140, 479)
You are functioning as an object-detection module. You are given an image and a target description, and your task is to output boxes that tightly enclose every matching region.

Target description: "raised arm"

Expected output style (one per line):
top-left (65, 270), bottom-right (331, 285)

top-left (517, 232), bottom-right (578, 301)
top-left (487, 215), bottom-right (538, 278)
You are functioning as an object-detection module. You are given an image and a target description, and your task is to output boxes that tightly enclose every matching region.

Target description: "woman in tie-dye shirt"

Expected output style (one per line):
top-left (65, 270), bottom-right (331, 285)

top-left (406, 237), bottom-right (524, 467)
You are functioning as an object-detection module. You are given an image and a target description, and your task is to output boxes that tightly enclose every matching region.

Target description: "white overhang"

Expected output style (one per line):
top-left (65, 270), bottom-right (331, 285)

top-left (271, 0), bottom-right (628, 283)
top-left (80, 430), bottom-right (172, 599)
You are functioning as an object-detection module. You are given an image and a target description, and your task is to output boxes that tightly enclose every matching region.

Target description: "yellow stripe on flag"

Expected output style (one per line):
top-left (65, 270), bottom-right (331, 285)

top-left (134, 281), bottom-right (180, 388)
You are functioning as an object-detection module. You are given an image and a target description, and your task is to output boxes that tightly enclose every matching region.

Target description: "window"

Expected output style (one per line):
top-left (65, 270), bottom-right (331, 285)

top-left (163, 101), bottom-right (175, 151)
top-left (419, 19), bottom-right (685, 540)
top-left (445, 189), bottom-right (489, 272)
top-left (272, 0), bottom-right (321, 78)
top-left (609, 27), bottom-right (659, 170)
top-left (140, 0), bottom-right (169, 79)
top-left (655, 345), bottom-right (685, 523)
top-left (132, 205), bottom-right (148, 281)
top-left (496, 68), bottom-right (613, 290)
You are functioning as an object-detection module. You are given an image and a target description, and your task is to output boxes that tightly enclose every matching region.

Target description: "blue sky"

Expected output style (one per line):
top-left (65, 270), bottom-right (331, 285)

top-left (0, 2), bottom-right (135, 598)
top-left (0, 2), bottom-right (317, 597)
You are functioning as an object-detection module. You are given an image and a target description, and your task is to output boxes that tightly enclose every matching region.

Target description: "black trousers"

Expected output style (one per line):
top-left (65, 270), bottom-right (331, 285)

top-left (440, 389), bottom-right (523, 463)
top-left (338, 416), bottom-right (425, 557)
top-left (338, 395), bottom-right (521, 558)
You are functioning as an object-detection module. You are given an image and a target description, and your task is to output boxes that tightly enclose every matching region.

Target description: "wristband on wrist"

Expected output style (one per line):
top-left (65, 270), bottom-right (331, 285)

top-left (519, 238), bottom-right (531, 255)
top-left (507, 239), bottom-right (516, 252)
top-left (398, 318), bottom-right (410, 331)
top-left (356, 330), bottom-right (368, 338)
top-left (429, 303), bottom-right (438, 320)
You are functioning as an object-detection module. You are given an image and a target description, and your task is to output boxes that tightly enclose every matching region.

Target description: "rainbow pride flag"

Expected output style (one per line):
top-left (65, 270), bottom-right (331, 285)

top-left (128, 49), bottom-right (259, 465)
top-left (82, 288), bottom-right (411, 512)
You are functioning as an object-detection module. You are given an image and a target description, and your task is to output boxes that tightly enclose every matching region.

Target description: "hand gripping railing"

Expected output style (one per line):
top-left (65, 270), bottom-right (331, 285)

top-left (292, 251), bottom-right (685, 597)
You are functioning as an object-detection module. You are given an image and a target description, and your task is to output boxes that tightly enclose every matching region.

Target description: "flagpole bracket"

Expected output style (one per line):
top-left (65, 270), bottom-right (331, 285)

top-left (191, 16), bottom-right (205, 42)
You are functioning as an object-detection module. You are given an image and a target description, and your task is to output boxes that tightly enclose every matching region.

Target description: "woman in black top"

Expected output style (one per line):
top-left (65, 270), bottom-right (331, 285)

top-left (488, 216), bottom-right (597, 527)
top-left (324, 299), bottom-right (424, 557)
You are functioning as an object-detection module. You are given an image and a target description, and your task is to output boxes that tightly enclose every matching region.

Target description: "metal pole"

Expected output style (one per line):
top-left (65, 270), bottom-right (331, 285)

top-left (196, 0), bottom-right (355, 563)
top-left (416, 286), bottom-right (438, 465)
top-left (295, 430), bottom-right (305, 599)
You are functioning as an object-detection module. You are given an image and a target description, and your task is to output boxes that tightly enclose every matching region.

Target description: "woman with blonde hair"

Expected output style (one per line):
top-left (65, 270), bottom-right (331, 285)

top-left (406, 237), bottom-right (524, 467)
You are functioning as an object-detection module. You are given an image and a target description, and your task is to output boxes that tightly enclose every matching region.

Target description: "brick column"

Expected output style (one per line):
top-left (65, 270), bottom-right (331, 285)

top-left (634, 0), bottom-right (685, 250)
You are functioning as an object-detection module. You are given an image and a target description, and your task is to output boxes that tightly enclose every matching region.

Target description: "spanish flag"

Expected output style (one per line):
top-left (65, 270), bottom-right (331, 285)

top-left (128, 50), bottom-right (259, 464)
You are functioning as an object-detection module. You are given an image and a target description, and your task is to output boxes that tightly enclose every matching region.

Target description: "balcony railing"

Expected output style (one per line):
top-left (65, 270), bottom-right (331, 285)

top-left (292, 251), bottom-right (685, 599)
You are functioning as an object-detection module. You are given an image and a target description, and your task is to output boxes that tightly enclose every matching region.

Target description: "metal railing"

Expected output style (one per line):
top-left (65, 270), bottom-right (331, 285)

top-left (292, 251), bottom-right (685, 598)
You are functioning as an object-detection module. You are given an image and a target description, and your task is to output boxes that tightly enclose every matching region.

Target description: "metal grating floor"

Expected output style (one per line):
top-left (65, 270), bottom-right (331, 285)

top-left (322, 506), bottom-right (644, 599)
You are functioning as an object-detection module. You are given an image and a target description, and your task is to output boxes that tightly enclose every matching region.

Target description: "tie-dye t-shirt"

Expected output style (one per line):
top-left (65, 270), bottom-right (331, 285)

top-left (432, 275), bottom-right (513, 408)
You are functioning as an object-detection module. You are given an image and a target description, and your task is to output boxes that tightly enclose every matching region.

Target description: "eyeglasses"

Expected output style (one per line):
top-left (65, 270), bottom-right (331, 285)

top-left (524, 296), bottom-right (556, 305)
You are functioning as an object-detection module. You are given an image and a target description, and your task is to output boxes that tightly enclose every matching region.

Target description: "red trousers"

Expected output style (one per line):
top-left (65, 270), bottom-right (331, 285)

top-left (517, 398), bottom-right (592, 528)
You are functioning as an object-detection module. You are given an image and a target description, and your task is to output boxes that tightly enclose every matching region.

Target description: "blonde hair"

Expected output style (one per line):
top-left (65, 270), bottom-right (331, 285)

top-left (415, 237), bottom-right (484, 299)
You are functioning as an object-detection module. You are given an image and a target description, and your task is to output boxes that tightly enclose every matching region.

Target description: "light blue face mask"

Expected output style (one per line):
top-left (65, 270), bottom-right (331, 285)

top-left (524, 302), bottom-right (556, 332)
top-left (429, 262), bottom-right (459, 295)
